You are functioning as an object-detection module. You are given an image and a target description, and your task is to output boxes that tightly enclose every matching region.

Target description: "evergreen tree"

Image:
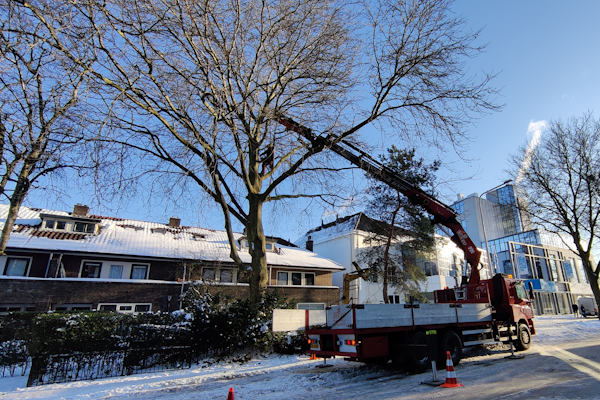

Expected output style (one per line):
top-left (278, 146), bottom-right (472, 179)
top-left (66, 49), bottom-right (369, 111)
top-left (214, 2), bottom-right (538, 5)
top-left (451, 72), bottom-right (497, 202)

top-left (359, 146), bottom-right (440, 303)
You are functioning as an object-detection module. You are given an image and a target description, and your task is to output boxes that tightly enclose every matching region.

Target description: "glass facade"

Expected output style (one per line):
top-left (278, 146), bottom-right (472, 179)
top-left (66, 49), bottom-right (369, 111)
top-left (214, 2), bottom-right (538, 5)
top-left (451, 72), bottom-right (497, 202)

top-left (450, 182), bottom-right (591, 316)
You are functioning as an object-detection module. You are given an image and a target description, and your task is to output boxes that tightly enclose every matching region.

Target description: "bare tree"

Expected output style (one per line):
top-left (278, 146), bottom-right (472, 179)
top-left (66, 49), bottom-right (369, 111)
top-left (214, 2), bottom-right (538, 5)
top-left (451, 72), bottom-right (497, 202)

top-left (512, 114), bottom-right (600, 319)
top-left (21, 0), bottom-right (497, 303)
top-left (0, 2), bottom-right (90, 254)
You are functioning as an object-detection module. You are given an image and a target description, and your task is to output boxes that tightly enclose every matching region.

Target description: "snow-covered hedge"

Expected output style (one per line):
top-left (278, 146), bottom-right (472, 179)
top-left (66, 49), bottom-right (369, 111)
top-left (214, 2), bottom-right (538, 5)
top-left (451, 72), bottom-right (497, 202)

top-left (182, 285), bottom-right (295, 358)
top-left (0, 286), bottom-right (297, 362)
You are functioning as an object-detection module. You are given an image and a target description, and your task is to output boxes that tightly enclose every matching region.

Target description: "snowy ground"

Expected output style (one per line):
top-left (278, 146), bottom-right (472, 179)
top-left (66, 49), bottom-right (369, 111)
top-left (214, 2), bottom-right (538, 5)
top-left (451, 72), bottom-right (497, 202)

top-left (1, 315), bottom-right (599, 400)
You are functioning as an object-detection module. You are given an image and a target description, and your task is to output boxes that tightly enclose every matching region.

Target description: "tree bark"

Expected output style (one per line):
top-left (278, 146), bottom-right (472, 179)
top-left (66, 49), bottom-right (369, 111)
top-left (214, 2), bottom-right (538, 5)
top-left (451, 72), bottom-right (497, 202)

top-left (0, 163), bottom-right (33, 255)
top-left (247, 194), bottom-right (268, 304)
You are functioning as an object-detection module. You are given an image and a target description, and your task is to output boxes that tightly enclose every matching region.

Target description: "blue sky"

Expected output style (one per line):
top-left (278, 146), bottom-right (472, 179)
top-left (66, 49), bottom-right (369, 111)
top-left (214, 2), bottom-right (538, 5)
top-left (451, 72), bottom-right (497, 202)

top-left (25, 1), bottom-right (600, 241)
top-left (445, 0), bottom-right (600, 197)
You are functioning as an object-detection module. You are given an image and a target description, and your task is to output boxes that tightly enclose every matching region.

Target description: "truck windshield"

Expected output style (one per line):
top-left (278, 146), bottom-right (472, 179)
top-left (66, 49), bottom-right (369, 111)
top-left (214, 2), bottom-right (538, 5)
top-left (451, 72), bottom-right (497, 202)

top-left (515, 282), bottom-right (528, 300)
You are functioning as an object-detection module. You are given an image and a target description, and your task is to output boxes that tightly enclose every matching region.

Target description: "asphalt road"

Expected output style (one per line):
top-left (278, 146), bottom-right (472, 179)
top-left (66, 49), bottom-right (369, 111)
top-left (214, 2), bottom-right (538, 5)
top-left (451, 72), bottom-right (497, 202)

top-left (106, 337), bottom-right (600, 400)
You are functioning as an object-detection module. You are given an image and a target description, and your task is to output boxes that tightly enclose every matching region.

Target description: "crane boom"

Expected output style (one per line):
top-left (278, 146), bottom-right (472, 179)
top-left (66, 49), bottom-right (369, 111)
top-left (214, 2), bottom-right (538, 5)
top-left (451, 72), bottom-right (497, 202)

top-left (277, 116), bottom-right (482, 285)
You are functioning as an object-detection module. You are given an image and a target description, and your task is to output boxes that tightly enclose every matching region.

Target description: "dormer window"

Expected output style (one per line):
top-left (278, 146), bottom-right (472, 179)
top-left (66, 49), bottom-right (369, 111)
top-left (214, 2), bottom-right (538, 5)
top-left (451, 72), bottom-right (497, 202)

top-left (44, 219), bottom-right (66, 230)
top-left (73, 222), bottom-right (96, 234)
top-left (238, 237), bottom-right (277, 252)
top-left (40, 213), bottom-right (100, 235)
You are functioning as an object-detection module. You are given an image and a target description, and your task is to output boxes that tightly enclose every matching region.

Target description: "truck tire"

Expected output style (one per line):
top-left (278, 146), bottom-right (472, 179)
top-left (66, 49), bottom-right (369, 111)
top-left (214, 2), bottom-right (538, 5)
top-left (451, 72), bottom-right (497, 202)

top-left (407, 331), bottom-right (430, 372)
top-left (514, 323), bottom-right (531, 351)
top-left (439, 330), bottom-right (462, 367)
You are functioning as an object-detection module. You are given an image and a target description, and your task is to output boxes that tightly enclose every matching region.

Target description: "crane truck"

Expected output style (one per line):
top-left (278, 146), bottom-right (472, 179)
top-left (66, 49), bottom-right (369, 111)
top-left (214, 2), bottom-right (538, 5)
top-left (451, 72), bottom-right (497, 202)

top-left (277, 116), bottom-right (535, 369)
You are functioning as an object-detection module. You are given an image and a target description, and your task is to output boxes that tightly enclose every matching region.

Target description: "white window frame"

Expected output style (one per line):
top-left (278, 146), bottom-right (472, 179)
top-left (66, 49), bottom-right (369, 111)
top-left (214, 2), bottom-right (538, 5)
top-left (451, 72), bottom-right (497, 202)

top-left (73, 221), bottom-right (97, 234)
top-left (97, 303), bottom-right (152, 314)
top-left (201, 267), bottom-right (236, 283)
top-left (274, 270), bottom-right (316, 286)
top-left (79, 260), bottom-right (103, 278)
top-left (79, 260), bottom-right (152, 280)
top-left (41, 218), bottom-right (73, 232)
top-left (2, 256), bottom-right (32, 277)
top-left (130, 264), bottom-right (150, 280)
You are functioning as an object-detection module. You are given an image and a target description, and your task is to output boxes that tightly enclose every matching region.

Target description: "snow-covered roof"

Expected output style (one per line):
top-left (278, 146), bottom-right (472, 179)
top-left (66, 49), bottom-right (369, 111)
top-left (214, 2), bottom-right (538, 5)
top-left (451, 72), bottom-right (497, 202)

top-left (297, 212), bottom-right (408, 245)
top-left (0, 204), bottom-right (344, 271)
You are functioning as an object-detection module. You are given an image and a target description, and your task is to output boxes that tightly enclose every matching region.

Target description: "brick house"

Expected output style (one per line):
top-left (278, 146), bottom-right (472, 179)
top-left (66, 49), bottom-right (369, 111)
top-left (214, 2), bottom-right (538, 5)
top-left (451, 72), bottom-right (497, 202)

top-left (0, 204), bottom-right (343, 313)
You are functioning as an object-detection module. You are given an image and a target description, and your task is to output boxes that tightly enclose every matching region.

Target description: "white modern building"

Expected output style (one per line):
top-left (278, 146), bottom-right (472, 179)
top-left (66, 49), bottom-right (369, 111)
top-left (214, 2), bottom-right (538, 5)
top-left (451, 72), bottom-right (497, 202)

top-left (297, 213), bottom-right (489, 304)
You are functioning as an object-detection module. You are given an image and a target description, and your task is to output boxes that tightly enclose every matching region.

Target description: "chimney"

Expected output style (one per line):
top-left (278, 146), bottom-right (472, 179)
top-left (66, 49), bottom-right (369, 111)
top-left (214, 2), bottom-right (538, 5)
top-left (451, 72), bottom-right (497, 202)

top-left (72, 204), bottom-right (89, 217)
top-left (305, 235), bottom-right (314, 252)
top-left (168, 217), bottom-right (181, 227)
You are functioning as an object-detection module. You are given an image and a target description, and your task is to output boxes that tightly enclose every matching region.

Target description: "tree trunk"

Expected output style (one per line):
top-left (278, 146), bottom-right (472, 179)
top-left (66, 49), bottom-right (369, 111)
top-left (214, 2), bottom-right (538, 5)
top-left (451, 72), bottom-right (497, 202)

top-left (382, 204), bottom-right (401, 304)
top-left (0, 166), bottom-right (32, 255)
top-left (247, 194), bottom-right (268, 304)
top-left (581, 256), bottom-right (600, 320)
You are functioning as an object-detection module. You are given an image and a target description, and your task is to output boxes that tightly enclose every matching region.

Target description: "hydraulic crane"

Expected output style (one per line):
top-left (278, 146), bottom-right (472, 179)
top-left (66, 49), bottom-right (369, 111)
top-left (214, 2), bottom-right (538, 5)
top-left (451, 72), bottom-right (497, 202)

top-left (276, 116), bottom-right (483, 285)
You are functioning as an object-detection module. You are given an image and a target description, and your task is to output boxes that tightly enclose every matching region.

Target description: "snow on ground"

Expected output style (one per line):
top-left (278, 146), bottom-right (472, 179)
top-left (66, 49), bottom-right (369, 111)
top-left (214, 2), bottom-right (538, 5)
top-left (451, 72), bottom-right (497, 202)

top-left (1, 315), bottom-right (598, 400)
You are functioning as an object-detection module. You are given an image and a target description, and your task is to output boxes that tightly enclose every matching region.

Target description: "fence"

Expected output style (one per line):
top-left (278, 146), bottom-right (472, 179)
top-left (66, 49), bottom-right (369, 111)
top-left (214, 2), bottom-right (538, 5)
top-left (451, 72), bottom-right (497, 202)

top-left (1, 359), bottom-right (30, 378)
top-left (26, 346), bottom-right (193, 387)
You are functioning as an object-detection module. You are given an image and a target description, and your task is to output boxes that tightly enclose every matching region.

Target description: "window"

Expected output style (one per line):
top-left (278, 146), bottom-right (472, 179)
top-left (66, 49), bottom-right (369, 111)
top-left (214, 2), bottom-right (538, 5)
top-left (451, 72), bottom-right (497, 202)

top-left (202, 268), bottom-right (216, 281)
top-left (45, 219), bottom-right (56, 229)
top-left (109, 265), bottom-right (123, 279)
top-left (73, 222), bottom-right (96, 233)
top-left (277, 271), bottom-right (288, 285)
top-left (81, 262), bottom-right (101, 278)
top-left (135, 304), bottom-right (151, 313)
top-left (305, 273), bottom-right (315, 286)
top-left (98, 303), bottom-right (151, 314)
top-left (276, 271), bottom-right (315, 286)
top-left (266, 243), bottom-right (273, 250)
top-left (130, 264), bottom-right (149, 280)
top-left (3, 257), bottom-right (30, 276)
top-left (220, 269), bottom-right (233, 283)
top-left (291, 272), bottom-right (302, 285)
top-left (56, 221), bottom-right (66, 230)
top-left (387, 295), bottom-right (401, 304)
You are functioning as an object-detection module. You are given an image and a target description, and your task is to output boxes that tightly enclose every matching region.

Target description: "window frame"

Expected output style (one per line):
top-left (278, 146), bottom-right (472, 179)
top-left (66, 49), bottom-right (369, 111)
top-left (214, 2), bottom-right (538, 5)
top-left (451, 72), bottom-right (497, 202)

top-left (2, 256), bottom-right (32, 277)
top-left (73, 221), bottom-right (96, 234)
top-left (80, 261), bottom-right (102, 278)
top-left (274, 270), bottom-right (317, 286)
top-left (97, 302), bottom-right (152, 314)
top-left (130, 264), bottom-right (150, 280)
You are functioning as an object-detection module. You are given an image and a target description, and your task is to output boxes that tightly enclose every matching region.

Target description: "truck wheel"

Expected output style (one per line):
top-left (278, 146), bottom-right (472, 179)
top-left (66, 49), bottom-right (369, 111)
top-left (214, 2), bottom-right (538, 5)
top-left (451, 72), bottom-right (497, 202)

top-left (514, 323), bottom-right (531, 351)
top-left (439, 330), bottom-right (462, 367)
top-left (407, 331), bottom-right (430, 372)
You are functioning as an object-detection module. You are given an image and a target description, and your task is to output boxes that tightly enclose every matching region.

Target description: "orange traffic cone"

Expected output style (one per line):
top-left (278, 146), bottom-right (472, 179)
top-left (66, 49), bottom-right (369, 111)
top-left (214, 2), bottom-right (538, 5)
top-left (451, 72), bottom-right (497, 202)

top-left (310, 353), bottom-right (317, 360)
top-left (226, 387), bottom-right (234, 400)
top-left (440, 351), bottom-right (463, 388)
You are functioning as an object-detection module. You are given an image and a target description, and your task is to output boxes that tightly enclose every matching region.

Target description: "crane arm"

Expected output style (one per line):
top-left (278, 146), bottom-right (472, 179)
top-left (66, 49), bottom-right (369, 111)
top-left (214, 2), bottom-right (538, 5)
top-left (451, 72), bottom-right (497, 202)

top-left (277, 116), bottom-right (482, 285)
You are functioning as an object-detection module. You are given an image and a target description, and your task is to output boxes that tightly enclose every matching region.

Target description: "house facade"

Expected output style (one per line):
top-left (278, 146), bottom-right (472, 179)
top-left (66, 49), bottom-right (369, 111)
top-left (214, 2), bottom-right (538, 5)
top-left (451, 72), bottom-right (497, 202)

top-left (296, 213), bottom-right (490, 304)
top-left (0, 204), bottom-right (343, 313)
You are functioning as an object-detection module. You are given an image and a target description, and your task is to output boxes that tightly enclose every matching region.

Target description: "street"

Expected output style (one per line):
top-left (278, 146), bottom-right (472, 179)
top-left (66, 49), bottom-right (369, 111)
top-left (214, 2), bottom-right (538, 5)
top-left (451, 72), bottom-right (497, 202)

top-left (2, 316), bottom-right (599, 400)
